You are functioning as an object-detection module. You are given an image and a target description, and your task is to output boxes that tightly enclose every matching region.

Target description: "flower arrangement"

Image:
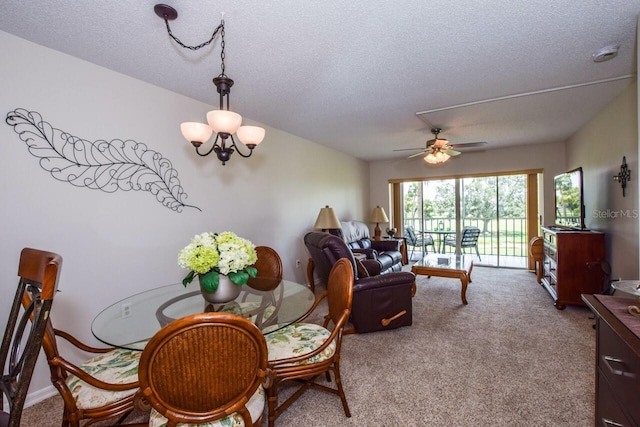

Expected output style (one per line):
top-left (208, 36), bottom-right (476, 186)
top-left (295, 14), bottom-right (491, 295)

top-left (178, 231), bottom-right (258, 292)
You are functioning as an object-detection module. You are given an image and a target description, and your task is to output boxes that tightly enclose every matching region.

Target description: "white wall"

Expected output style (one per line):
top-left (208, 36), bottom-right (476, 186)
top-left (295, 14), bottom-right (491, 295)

top-left (565, 81), bottom-right (638, 279)
top-left (0, 31), bottom-right (369, 398)
top-left (369, 141), bottom-right (567, 227)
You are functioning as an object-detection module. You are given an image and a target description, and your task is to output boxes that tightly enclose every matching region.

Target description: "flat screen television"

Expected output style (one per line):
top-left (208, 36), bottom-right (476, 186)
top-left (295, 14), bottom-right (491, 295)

top-left (554, 167), bottom-right (585, 230)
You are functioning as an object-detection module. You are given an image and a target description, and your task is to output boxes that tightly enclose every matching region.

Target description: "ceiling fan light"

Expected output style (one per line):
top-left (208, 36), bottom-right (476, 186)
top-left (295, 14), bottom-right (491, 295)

top-left (236, 125), bottom-right (266, 146)
top-left (206, 110), bottom-right (242, 134)
top-left (424, 153), bottom-right (437, 164)
top-left (180, 122), bottom-right (213, 143)
top-left (424, 149), bottom-right (450, 164)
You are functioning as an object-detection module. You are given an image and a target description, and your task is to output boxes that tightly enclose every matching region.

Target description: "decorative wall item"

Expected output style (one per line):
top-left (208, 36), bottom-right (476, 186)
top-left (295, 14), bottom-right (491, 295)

top-left (5, 108), bottom-right (200, 212)
top-left (612, 156), bottom-right (631, 197)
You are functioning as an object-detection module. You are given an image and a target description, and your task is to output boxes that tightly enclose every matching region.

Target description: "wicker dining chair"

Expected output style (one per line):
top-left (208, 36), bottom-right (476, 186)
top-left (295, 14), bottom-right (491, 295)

top-left (1, 248), bottom-right (62, 427)
top-left (265, 258), bottom-right (354, 427)
top-left (40, 294), bottom-right (141, 425)
top-left (137, 312), bottom-right (271, 427)
top-left (247, 246), bottom-right (283, 292)
top-left (221, 245), bottom-right (284, 329)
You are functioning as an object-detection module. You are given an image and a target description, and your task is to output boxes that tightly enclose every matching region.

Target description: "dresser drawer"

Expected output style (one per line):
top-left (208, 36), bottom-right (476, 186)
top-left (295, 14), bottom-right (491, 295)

top-left (598, 371), bottom-right (635, 427)
top-left (598, 319), bottom-right (640, 423)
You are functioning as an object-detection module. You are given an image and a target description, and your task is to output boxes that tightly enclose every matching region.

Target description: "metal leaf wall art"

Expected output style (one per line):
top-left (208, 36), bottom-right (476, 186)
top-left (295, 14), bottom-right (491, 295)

top-left (5, 108), bottom-right (200, 212)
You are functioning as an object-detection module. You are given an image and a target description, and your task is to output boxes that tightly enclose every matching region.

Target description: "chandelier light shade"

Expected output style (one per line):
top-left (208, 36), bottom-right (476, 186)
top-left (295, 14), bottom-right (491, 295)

top-left (236, 126), bottom-right (266, 146)
top-left (154, 4), bottom-right (265, 165)
top-left (314, 205), bottom-right (342, 232)
top-left (370, 206), bottom-right (390, 240)
top-left (179, 122), bottom-right (213, 144)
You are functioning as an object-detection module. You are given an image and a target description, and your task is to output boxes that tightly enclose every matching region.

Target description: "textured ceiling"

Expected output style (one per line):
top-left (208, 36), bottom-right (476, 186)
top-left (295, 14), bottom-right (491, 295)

top-left (0, 1), bottom-right (638, 161)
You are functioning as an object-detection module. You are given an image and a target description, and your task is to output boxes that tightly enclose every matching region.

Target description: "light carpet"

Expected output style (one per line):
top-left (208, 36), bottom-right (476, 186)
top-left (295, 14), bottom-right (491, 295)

top-left (20, 266), bottom-right (596, 426)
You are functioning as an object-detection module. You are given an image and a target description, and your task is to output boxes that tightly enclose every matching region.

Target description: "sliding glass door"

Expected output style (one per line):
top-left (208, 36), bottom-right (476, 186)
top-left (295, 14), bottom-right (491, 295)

top-left (398, 171), bottom-right (536, 268)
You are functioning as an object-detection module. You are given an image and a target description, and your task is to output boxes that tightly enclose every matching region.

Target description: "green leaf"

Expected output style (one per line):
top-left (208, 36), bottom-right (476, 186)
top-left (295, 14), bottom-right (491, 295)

top-left (200, 270), bottom-right (219, 292)
top-left (228, 271), bottom-right (249, 285)
top-left (182, 270), bottom-right (195, 287)
top-left (246, 266), bottom-right (258, 278)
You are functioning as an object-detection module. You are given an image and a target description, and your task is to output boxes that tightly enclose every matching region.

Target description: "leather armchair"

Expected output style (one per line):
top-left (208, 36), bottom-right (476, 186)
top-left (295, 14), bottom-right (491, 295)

top-left (304, 231), bottom-right (415, 333)
top-left (331, 220), bottom-right (403, 274)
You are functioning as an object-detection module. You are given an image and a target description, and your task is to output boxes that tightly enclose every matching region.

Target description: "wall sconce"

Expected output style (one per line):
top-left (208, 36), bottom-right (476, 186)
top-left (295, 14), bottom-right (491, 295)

top-left (313, 206), bottom-right (341, 232)
top-left (612, 156), bottom-right (631, 197)
top-left (370, 206), bottom-right (389, 240)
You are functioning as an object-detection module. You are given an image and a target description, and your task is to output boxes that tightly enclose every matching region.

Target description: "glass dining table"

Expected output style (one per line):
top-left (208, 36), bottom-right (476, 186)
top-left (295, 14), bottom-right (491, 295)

top-left (91, 279), bottom-right (315, 351)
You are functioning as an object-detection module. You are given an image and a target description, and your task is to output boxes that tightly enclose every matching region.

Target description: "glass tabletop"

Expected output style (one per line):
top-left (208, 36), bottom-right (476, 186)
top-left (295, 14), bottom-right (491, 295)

top-left (413, 253), bottom-right (472, 271)
top-left (91, 279), bottom-right (315, 350)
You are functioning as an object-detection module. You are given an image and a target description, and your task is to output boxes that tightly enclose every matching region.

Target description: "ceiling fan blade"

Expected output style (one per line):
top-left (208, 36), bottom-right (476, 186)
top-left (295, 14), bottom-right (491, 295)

top-left (454, 141), bottom-right (487, 149)
top-left (443, 149), bottom-right (461, 156)
top-left (407, 150), bottom-right (427, 159)
top-left (393, 147), bottom-right (424, 152)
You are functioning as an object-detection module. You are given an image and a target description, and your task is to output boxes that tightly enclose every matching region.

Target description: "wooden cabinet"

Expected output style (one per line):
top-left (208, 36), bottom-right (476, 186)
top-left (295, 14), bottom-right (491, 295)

top-left (541, 226), bottom-right (605, 309)
top-left (583, 295), bottom-right (640, 427)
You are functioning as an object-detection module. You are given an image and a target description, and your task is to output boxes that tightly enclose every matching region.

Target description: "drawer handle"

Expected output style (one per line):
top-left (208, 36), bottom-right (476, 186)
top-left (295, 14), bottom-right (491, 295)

top-left (602, 355), bottom-right (635, 377)
top-left (601, 418), bottom-right (625, 427)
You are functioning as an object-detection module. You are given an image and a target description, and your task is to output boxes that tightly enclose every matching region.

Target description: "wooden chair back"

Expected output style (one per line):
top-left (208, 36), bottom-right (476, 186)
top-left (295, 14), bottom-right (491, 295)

top-left (1, 248), bottom-right (62, 427)
top-left (325, 258), bottom-right (354, 330)
top-left (137, 312), bottom-right (270, 426)
top-left (247, 246), bottom-right (283, 291)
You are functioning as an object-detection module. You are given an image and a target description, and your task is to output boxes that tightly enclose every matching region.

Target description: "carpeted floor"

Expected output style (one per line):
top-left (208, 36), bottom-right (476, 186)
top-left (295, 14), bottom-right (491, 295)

top-left (20, 266), bottom-right (596, 426)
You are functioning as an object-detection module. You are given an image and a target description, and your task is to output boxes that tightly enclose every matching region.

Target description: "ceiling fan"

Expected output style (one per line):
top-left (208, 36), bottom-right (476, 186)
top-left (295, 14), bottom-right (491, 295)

top-left (395, 128), bottom-right (487, 163)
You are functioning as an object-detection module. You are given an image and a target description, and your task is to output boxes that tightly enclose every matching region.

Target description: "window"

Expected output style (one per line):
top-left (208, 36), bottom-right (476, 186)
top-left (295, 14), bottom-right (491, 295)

top-left (392, 170), bottom-right (541, 268)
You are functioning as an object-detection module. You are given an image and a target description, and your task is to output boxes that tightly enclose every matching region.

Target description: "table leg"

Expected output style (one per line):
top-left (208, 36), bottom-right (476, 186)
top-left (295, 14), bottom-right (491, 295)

top-left (460, 274), bottom-right (469, 305)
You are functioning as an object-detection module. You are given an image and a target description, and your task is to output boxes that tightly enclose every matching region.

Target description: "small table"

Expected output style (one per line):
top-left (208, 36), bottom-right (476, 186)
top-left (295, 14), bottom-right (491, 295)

top-left (424, 230), bottom-right (454, 254)
top-left (411, 254), bottom-right (474, 304)
top-left (91, 279), bottom-right (315, 350)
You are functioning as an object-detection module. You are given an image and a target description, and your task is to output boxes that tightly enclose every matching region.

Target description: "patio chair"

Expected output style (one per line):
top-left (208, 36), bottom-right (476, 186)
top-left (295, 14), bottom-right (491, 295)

top-left (444, 226), bottom-right (482, 260)
top-left (404, 226), bottom-right (436, 259)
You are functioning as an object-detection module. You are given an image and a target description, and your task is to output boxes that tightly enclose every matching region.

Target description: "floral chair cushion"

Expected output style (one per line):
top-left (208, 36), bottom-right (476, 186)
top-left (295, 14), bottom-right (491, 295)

top-left (148, 385), bottom-right (265, 427)
top-left (220, 302), bottom-right (276, 327)
top-left (264, 323), bottom-right (336, 366)
top-left (65, 347), bottom-right (140, 410)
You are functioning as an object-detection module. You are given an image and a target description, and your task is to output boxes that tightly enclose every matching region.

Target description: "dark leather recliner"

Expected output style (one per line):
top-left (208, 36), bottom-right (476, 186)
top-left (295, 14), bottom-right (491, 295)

top-left (330, 220), bottom-right (403, 274)
top-left (304, 231), bottom-right (415, 333)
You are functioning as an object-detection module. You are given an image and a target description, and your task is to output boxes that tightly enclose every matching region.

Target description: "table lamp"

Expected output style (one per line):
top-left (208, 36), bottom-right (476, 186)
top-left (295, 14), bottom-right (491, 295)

top-left (370, 206), bottom-right (389, 240)
top-left (313, 205), bottom-right (341, 232)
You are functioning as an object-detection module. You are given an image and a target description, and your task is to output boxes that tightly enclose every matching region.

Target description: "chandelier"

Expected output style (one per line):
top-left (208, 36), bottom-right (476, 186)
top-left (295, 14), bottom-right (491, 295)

top-left (154, 4), bottom-right (265, 165)
top-left (424, 148), bottom-right (451, 164)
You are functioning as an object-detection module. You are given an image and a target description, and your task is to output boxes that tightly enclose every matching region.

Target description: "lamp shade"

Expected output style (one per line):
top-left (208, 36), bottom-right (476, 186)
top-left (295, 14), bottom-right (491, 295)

top-left (236, 125), bottom-right (266, 146)
top-left (180, 122), bottom-right (213, 143)
top-left (314, 205), bottom-right (341, 230)
top-left (206, 110), bottom-right (242, 134)
top-left (370, 206), bottom-right (389, 223)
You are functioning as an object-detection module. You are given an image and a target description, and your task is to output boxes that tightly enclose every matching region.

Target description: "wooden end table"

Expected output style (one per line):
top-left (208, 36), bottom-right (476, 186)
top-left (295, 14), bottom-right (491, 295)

top-left (411, 254), bottom-right (474, 304)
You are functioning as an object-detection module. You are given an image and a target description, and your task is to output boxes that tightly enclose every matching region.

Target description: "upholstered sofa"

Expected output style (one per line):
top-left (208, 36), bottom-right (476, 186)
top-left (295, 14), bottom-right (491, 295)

top-left (331, 220), bottom-right (403, 275)
top-left (304, 231), bottom-right (415, 333)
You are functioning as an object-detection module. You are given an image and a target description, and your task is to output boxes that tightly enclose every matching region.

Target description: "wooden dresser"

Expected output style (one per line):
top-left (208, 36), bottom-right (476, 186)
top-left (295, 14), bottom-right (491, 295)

top-left (541, 226), bottom-right (605, 309)
top-left (583, 295), bottom-right (640, 427)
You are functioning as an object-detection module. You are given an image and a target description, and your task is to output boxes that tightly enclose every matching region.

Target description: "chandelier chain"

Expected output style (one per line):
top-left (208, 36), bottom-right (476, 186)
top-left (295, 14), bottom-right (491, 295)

top-left (162, 18), bottom-right (224, 52)
top-left (220, 23), bottom-right (226, 76)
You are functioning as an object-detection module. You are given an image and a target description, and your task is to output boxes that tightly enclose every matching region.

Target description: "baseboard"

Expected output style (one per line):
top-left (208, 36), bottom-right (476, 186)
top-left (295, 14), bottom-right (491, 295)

top-left (24, 385), bottom-right (58, 408)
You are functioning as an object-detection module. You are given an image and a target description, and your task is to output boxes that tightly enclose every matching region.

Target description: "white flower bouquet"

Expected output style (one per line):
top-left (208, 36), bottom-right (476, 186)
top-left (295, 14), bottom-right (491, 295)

top-left (178, 231), bottom-right (258, 292)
